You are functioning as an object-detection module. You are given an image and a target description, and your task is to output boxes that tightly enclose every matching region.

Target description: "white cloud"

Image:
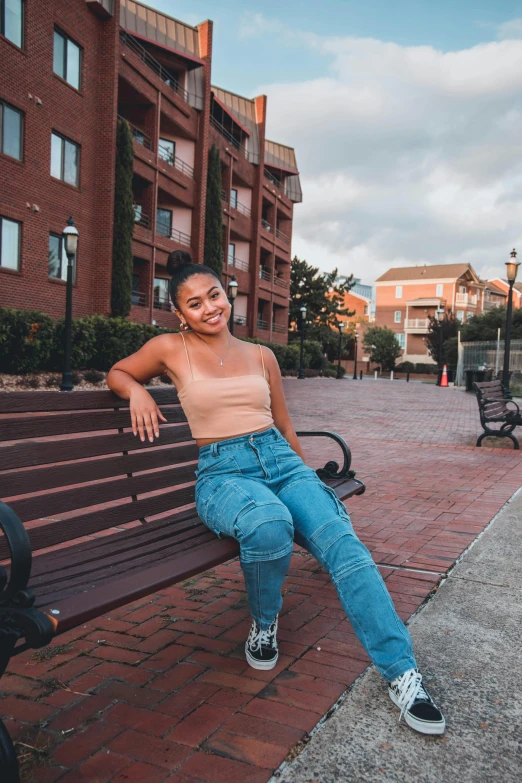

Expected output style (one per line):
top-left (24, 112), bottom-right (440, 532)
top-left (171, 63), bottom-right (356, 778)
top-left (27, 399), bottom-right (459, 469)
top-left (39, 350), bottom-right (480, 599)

top-left (497, 18), bottom-right (522, 40)
top-left (250, 16), bottom-right (522, 284)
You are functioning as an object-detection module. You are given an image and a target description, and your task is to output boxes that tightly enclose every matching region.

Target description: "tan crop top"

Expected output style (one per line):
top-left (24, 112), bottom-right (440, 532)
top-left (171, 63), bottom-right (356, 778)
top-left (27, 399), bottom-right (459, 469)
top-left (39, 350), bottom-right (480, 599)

top-left (176, 333), bottom-right (274, 438)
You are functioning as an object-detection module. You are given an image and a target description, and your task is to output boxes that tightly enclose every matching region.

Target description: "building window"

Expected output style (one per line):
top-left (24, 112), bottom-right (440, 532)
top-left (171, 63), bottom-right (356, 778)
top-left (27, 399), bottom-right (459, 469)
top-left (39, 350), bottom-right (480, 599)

top-left (394, 310), bottom-right (401, 323)
top-left (395, 333), bottom-right (406, 349)
top-left (228, 242), bottom-right (235, 264)
top-left (0, 100), bottom-right (22, 160)
top-left (51, 132), bottom-right (80, 186)
top-left (159, 138), bottom-right (175, 165)
top-left (364, 304), bottom-right (369, 316)
top-left (230, 189), bottom-right (238, 209)
top-left (48, 233), bottom-right (76, 282)
top-left (1, 0), bottom-right (23, 48)
top-left (53, 29), bottom-right (82, 90)
top-left (395, 285), bottom-right (402, 298)
top-left (456, 310), bottom-right (464, 322)
top-left (153, 277), bottom-right (170, 309)
top-left (436, 283), bottom-right (443, 297)
top-left (156, 208), bottom-right (172, 237)
top-left (0, 216), bottom-right (21, 270)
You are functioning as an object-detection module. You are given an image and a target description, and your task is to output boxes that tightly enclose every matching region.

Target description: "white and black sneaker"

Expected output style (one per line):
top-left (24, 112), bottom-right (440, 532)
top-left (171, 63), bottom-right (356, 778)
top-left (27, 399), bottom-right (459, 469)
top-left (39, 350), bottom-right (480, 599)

top-left (245, 616), bottom-right (279, 670)
top-left (389, 669), bottom-right (446, 735)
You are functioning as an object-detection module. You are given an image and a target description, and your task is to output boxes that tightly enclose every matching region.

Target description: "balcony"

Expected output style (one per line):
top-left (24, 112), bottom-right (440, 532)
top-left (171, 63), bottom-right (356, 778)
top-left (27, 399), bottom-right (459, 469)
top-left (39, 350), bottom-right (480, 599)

top-left (233, 315), bottom-right (247, 326)
top-left (259, 268), bottom-right (271, 282)
top-left (456, 292), bottom-right (478, 307)
top-left (272, 323), bottom-right (287, 334)
top-left (210, 116), bottom-right (260, 164)
top-left (156, 220), bottom-right (191, 247)
top-left (257, 319), bottom-right (269, 331)
top-left (274, 276), bottom-right (289, 290)
top-left (153, 297), bottom-right (172, 312)
top-left (264, 167), bottom-right (284, 193)
top-left (275, 227), bottom-right (290, 246)
top-left (159, 150), bottom-right (194, 179)
top-left (131, 291), bottom-right (147, 307)
top-left (119, 115), bottom-right (151, 149)
top-left (261, 219), bottom-right (272, 233)
top-left (133, 206), bottom-right (150, 229)
top-left (120, 30), bottom-right (193, 105)
top-left (227, 255), bottom-right (249, 273)
top-left (405, 318), bottom-right (430, 333)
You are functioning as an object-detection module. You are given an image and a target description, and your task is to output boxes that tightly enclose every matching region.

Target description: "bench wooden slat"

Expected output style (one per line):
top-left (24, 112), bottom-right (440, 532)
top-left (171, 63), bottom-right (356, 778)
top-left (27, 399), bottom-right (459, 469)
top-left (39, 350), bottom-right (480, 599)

top-left (0, 388), bottom-right (178, 413)
top-left (7, 462), bottom-right (197, 524)
top-left (0, 443), bottom-right (199, 496)
top-left (0, 424), bottom-right (193, 470)
top-left (0, 406), bottom-right (186, 441)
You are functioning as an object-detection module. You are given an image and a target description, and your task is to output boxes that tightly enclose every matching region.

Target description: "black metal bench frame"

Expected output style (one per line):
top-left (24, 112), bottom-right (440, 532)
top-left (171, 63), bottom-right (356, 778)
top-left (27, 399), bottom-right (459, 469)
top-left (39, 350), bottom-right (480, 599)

top-left (0, 388), bottom-right (365, 782)
top-left (473, 380), bottom-right (522, 449)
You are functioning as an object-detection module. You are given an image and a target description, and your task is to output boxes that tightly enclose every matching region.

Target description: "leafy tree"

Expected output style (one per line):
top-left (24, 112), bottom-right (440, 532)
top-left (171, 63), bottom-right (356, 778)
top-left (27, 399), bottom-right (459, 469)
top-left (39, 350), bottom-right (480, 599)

top-left (425, 309), bottom-right (459, 367)
top-left (460, 306), bottom-right (522, 342)
top-left (111, 119), bottom-right (135, 317)
top-left (204, 144), bottom-right (223, 277)
top-left (362, 325), bottom-right (402, 371)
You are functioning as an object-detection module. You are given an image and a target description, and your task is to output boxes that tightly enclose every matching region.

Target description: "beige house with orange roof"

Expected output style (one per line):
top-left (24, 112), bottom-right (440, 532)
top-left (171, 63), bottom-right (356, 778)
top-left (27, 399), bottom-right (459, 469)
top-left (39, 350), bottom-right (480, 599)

top-left (374, 263), bottom-right (484, 364)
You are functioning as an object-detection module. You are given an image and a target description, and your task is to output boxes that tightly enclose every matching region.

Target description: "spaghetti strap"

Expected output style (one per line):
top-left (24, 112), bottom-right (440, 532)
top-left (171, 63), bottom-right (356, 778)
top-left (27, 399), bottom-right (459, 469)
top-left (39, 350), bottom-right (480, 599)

top-left (259, 344), bottom-right (266, 379)
top-left (180, 332), bottom-right (194, 380)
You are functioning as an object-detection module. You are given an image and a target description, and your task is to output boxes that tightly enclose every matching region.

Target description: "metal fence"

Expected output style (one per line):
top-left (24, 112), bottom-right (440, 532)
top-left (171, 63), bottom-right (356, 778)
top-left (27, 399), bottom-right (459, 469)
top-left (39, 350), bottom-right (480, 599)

top-left (456, 339), bottom-right (522, 386)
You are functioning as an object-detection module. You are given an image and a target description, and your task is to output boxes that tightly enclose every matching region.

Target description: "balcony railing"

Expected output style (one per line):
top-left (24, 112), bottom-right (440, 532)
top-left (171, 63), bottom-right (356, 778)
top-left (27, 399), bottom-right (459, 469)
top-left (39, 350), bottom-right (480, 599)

top-left (257, 319), bottom-right (269, 330)
top-left (227, 255), bottom-right (249, 272)
top-left (264, 167), bottom-right (285, 193)
top-left (456, 292), bottom-right (478, 306)
top-left (118, 115), bottom-right (152, 150)
top-left (159, 150), bottom-right (194, 179)
top-left (133, 207), bottom-right (150, 229)
top-left (274, 276), bottom-right (289, 289)
top-left (272, 323), bottom-right (287, 333)
top-left (153, 298), bottom-right (172, 312)
top-left (120, 29), bottom-right (193, 104)
top-left (275, 227), bottom-right (290, 246)
top-left (156, 221), bottom-right (191, 247)
top-left (259, 268), bottom-right (272, 282)
top-left (261, 219), bottom-right (272, 232)
top-left (233, 315), bottom-right (247, 326)
top-left (131, 291), bottom-right (147, 307)
top-left (210, 115), bottom-right (260, 164)
top-left (405, 318), bottom-right (430, 330)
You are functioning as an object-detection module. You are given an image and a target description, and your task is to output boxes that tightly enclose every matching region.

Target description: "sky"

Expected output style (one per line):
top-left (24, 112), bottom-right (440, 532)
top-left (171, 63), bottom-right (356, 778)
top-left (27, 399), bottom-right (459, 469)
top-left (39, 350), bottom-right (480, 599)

top-left (149, 1), bottom-right (522, 285)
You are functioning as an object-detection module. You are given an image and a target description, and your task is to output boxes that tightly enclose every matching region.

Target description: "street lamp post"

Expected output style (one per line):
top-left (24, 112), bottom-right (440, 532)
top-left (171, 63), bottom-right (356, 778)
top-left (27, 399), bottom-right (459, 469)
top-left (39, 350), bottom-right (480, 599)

top-left (336, 321), bottom-right (345, 379)
top-left (60, 217), bottom-right (79, 392)
top-left (228, 276), bottom-right (238, 335)
top-left (435, 307), bottom-right (445, 386)
top-left (352, 330), bottom-right (359, 380)
top-left (298, 305), bottom-right (307, 379)
top-left (503, 249), bottom-right (520, 393)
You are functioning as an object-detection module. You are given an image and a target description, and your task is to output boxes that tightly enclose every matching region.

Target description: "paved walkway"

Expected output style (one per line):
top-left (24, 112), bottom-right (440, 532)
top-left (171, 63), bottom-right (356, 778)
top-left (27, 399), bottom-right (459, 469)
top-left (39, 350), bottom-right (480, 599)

top-left (3, 381), bottom-right (522, 783)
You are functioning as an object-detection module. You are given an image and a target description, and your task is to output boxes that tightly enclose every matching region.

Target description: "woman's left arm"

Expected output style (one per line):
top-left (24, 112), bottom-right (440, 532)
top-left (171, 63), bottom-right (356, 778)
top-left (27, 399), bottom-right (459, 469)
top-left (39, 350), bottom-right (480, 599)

top-left (264, 348), bottom-right (306, 460)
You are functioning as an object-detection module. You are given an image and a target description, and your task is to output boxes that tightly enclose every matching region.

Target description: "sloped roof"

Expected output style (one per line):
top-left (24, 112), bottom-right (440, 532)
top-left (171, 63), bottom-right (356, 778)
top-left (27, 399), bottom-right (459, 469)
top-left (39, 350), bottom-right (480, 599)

top-left (484, 281), bottom-right (508, 296)
top-left (375, 263), bottom-right (475, 282)
top-left (264, 140), bottom-right (298, 173)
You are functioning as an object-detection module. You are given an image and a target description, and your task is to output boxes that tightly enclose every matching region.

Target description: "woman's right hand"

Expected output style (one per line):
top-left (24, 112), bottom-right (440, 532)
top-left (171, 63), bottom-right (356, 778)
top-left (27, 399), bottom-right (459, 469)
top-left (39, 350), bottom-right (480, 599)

top-left (129, 386), bottom-right (168, 442)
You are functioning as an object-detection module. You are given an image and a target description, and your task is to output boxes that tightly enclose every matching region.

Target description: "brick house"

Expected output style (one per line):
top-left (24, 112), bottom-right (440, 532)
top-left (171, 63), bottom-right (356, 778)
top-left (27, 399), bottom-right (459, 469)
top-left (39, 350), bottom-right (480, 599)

top-left (374, 263), bottom-right (484, 364)
top-left (485, 279), bottom-right (520, 309)
top-left (0, 0), bottom-right (301, 343)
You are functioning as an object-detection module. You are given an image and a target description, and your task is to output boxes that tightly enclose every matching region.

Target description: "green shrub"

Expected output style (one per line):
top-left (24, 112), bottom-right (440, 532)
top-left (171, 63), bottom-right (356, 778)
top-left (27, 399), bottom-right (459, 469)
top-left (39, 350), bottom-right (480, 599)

top-left (323, 368), bottom-right (337, 378)
top-left (0, 307), bottom-right (55, 373)
top-left (83, 369), bottom-right (105, 385)
top-left (397, 361), bottom-right (414, 373)
top-left (48, 316), bottom-right (98, 371)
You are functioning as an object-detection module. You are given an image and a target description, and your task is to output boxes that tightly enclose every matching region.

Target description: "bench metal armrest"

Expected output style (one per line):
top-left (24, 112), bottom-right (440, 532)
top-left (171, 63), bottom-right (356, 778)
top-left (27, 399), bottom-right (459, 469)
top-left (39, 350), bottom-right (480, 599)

top-left (0, 502), bottom-right (54, 676)
top-left (296, 430), bottom-right (353, 480)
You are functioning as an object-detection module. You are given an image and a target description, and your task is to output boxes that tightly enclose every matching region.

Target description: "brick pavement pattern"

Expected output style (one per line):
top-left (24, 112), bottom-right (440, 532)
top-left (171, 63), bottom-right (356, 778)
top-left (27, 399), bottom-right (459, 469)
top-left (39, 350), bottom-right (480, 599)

top-left (3, 381), bottom-right (522, 782)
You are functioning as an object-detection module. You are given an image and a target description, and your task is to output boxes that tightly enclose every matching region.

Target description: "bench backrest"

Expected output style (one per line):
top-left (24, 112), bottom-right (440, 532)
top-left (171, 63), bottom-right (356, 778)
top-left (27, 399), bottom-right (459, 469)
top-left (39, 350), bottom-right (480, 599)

top-left (0, 388), bottom-right (196, 560)
top-left (473, 380), bottom-right (509, 419)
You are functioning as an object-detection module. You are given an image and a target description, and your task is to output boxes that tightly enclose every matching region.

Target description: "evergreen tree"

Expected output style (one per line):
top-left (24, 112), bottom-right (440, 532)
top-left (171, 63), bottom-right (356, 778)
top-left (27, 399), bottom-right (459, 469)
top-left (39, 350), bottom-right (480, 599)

top-left (204, 144), bottom-right (223, 277)
top-left (425, 309), bottom-right (459, 366)
top-left (111, 119), bottom-right (135, 317)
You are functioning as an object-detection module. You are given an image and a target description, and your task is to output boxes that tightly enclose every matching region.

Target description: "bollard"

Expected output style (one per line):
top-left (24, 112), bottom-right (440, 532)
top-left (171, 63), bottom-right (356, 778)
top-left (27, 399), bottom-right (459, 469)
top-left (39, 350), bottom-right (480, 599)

top-left (359, 370), bottom-right (363, 380)
top-left (374, 371), bottom-right (378, 380)
top-left (390, 371), bottom-right (394, 381)
top-left (406, 372), bottom-right (410, 382)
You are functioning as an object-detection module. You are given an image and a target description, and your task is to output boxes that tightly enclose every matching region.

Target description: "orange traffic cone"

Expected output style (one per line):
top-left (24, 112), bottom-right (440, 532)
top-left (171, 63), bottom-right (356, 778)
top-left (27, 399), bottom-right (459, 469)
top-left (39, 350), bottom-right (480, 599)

top-left (440, 364), bottom-right (448, 387)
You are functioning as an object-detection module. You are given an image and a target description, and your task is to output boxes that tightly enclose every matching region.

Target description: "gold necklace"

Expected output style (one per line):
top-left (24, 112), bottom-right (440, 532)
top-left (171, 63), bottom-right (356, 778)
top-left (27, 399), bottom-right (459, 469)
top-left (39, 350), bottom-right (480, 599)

top-left (195, 332), bottom-right (232, 366)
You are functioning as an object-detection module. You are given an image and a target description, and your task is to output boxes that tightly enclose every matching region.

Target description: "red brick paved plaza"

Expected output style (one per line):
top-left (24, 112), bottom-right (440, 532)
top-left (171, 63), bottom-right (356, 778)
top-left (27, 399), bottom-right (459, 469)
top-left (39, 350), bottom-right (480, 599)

top-left (4, 380), bottom-right (522, 783)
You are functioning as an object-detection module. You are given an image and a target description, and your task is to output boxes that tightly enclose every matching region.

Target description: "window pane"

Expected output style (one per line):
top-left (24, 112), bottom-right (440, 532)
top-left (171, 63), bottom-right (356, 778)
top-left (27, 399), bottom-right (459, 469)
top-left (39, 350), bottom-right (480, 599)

top-left (156, 209), bottom-right (171, 237)
top-left (159, 139), bottom-right (175, 163)
top-left (228, 242), bottom-right (235, 262)
top-left (230, 189), bottom-right (238, 208)
top-left (53, 30), bottom-right (65, 78)
top-left (66, 38), bottom-right (81, 89)
top-left (63, 140), bottom-right (78, 186)
top-left (154, 277), bottom-right (169, 301)
top-left (3, 104), bottom-right (22, 159)
top-left (4, 0), bottom-right (23, 48)
top-left (51, 133), bottom-right (63, 178)
top-left (1, 218), bottom-right (20, 270)
top-left (48, 234), bottom-right (62, 278)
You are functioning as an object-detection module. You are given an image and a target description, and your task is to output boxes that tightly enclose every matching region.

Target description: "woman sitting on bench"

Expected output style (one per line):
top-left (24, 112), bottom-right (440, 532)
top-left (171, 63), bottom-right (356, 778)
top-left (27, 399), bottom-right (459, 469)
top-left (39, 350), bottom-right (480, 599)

top-left (107, 250), bottom-right (445, 736)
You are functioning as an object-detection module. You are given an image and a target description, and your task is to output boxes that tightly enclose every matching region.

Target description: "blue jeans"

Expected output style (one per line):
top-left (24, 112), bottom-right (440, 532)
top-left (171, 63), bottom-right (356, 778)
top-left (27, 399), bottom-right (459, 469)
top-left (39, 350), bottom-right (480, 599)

top-left (195, 427), bottom-right (416, 682)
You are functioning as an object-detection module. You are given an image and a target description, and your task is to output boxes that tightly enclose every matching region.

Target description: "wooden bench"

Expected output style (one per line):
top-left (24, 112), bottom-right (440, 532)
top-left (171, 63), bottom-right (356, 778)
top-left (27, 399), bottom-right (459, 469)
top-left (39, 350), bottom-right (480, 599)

top-left (0, 388), bottom-right (365, 782)
top-left (473, 379), bottom-right (522, 449)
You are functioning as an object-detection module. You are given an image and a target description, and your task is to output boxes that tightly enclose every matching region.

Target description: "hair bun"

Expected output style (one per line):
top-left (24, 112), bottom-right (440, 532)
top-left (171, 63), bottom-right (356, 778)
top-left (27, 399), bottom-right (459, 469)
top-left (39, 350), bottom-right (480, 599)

top-left (166, 250), bottom-right (193, 276)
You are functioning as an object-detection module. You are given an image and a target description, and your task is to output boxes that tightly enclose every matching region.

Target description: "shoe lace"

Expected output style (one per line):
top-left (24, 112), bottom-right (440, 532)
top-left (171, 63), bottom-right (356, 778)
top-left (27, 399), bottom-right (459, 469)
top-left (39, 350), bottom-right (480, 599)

top-left (393, 669), bottom-right (428, 720)
top-left (248, 617), bottom-right (278, 652)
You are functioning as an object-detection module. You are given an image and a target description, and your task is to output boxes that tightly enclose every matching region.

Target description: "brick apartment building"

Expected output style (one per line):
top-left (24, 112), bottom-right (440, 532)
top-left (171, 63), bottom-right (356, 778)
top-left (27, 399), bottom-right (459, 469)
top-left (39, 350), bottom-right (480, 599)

top-left (0, 0), bottom-right (301, 343)
top-left (374, 263), bottom-right (485, 364)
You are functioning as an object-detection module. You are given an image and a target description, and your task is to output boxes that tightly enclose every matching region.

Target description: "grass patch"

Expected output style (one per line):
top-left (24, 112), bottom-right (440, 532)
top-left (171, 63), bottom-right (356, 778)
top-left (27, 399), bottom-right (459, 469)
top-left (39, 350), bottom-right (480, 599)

top-left (32, 643), bottom-right (73, 662)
